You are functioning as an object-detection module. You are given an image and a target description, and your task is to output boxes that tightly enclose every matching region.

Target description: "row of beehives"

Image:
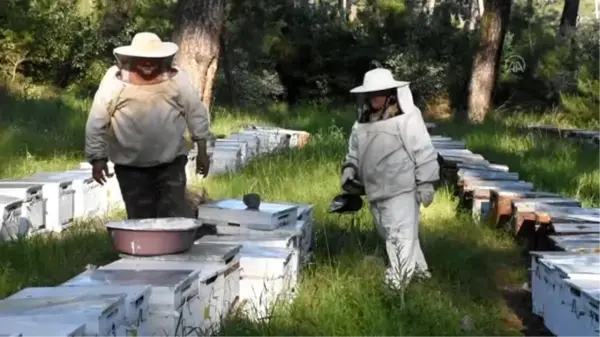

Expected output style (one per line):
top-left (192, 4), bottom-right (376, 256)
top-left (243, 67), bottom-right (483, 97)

top-left (0, 125), bottom-right (314, 336)
top-left (524, 124), bottom-right (600, 147)
top-left (0, 201), bottom-right (314, 336)
top-left (430, 128), bottom-right (599, 337)
top-left (0, 125), bottom-right (311, 243)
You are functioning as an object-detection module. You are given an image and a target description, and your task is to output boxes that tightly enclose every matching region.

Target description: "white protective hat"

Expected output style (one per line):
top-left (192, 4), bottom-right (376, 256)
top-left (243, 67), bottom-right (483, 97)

top-left (113, 32), bottom-right (179, 59)
top-left (350, 68), bottom-right (409, 94)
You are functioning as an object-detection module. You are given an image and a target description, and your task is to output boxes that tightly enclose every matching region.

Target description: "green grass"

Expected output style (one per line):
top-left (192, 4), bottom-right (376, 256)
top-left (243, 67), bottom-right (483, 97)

top-left (0, 89), bottom-right (598, 335)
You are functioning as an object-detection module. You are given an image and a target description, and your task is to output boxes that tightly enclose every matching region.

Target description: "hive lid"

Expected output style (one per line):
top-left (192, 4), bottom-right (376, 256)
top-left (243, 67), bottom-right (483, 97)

top-left (63, 269), bottom-right (196, 287)
top-left (121, 241), bottom-right (242, 263)
top-left (239, 244), bottom-right (292, 259)
top-left (7, 285), bottom-right (150, 303)
top-left (537, 206), bottom-right (600, 222)
top-left (552, 222), bottom-right (600, 234)
top-left (0, 294), bottom-right (124, 316)
top-left (19, 172), bottom-right (76, 184)
top-left (203, 199), bottom-right (297, 215)
top-left (552, 258), bottom-right (600, 276)
top-left (563, 278), bottom-right (600, 303)
top-left (0, 181), bottom-right (43, 189)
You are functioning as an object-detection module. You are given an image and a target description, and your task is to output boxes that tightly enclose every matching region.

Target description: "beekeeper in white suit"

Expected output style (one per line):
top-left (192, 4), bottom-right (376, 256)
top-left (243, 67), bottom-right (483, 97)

top-left (341, 68), bottom-right (440, 288)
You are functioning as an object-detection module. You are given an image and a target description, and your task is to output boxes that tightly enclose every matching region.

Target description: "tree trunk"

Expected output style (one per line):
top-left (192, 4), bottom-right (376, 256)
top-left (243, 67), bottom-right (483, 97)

top-left (467, 0), bottom-right (512, 123)
top-left (559, 0), bottom-right (580, 38)
top-left (173, 0), bottom-right (225, 112)
top-left (219, 28), bottom-right (237, 106)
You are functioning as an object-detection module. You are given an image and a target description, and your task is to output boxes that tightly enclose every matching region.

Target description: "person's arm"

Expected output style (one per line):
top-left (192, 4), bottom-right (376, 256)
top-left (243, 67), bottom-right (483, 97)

top-left (400, 111), bottom-right (439, 186)
top-left (84, 66), bottom-right (119, 164)
top-left (178, 71), bottom-right (211, 149)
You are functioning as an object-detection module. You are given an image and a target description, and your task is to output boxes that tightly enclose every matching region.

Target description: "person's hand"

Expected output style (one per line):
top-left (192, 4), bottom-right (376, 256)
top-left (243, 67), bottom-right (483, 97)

top-left (340, 167), bottom-right (357, 186)
top-left (196, 150), bottom-right (211, 177)
top-left (92, 159), bottom-right (109, 185)
top-left (417, 183), bottom-right (435, 208)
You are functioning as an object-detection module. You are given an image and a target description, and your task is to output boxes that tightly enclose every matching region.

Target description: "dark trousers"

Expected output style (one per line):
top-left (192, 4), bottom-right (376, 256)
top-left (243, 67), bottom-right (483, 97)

top-left (114, 155), bottom-right (194, 219)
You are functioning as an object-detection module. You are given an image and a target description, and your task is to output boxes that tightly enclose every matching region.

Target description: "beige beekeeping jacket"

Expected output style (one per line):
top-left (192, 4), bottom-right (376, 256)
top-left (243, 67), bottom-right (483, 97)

top-left (84, 66), bottom-right (210, 167)
top-left (343, 85), bottom-right (439, 202)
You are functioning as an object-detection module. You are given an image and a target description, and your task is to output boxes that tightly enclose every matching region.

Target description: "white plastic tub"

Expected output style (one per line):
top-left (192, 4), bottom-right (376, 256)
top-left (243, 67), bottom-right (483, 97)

top-left (101, 259), bottom-right (227, 335)
top-left (63, 268), bottom-right (200, 337)
top-left (0, 294), bottom-right (126, 336)
top-left (0, 182), bottom-right (45, 234)
top-left (7, 285), bottom-right (150, 337)
top-left (18, 173), bottom-right (76, 232)
top-left (0, 195), bottom-right (26, 243)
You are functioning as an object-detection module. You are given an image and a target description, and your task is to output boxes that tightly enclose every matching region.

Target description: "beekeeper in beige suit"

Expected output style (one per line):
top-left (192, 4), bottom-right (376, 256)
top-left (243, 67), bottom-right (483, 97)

top-left (85, 32), bottom-right (211, 219)
top-left (341, 68), bottom-right (440, 288)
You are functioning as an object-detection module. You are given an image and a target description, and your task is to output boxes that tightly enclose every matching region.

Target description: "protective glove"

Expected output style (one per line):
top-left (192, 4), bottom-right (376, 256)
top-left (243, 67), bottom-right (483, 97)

top-left (340, 167), bottom-right (357, 187)
top-left (91, 159), bottom-right (109, 185)
top-left (416, 183), bottom-right (435, 208)
top-left (196, 141), bottom-right (211, 177)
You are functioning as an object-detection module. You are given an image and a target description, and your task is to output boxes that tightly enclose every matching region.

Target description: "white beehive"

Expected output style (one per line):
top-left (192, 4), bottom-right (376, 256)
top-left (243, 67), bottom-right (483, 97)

top-left (0, 195), bottom-right (27, 243)
top-left (78, 162), bottom-right (124, 211)
top-left (207, 147), bottom-right (242, 175)
top-left (530, 251), bottom-right (598, 317)
top-left (9, 286), bottom-right (151, 337)
top-left (198, 228), bottom-right (302, 287)
top-left (0, 182), bottom-right (45, 234)
top-left (121, 241), bottom-right (242, 319)
top-left (0, 294), bottom-right (126, 336)
top-left (228, 133), bottom-right (260, 157)
top-left (215, 140), bottom-right (250, 164)
top-left (103, 259), bottom-right (227, 335)
top-left (235, 244), bottom-right (296, 320)
top-left (536, 255), bottom-right (600, 335)
top-left (559, 278), bottom-right (600, 336)
top-left (197, 199), bottom-right (298, 231)
top-left (61, 171), bottom-right (109, 218)
top-left (62, 268), bottom-right (200, 337)
top-left (18, 173), bottom-right (76, 232)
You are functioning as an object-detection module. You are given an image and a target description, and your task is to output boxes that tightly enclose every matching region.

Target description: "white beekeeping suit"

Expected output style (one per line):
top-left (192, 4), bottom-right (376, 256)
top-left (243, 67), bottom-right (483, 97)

top-left (341, 68), bottom-right (440, 288)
